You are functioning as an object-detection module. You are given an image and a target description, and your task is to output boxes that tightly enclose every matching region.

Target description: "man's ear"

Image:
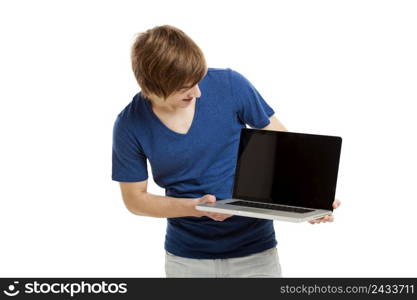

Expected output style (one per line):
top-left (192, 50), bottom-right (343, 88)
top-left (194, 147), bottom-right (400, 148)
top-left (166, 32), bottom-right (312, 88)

top-left (141, 91), bottom-right (155, 102)
top-left (141, 91), bottom-right (150, 99)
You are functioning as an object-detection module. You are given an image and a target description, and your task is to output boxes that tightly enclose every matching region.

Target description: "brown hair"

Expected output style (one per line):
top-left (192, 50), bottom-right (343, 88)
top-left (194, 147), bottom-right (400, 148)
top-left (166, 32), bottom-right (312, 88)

top-left (131, 25), bottom-right (207, 100)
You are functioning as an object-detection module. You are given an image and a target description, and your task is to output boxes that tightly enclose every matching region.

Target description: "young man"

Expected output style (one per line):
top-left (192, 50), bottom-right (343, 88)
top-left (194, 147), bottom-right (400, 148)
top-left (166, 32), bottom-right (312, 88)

top-left (112, 25), bottom-right (340, 277)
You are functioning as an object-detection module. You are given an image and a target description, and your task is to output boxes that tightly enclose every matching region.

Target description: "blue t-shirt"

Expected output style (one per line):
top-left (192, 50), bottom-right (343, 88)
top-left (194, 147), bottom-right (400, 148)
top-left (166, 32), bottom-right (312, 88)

top-left (112, 68), bottom-right (277, 259)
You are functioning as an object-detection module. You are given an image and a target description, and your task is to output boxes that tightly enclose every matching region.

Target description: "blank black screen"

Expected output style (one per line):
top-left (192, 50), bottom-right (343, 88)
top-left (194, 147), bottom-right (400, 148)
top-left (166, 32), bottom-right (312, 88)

top-left (232, 129), bottom-right (342, 210)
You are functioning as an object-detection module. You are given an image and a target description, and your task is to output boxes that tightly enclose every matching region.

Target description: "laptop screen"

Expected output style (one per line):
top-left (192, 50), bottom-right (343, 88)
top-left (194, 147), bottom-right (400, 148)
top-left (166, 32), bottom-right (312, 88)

top-left (232, 129), bottom-right (342, 210)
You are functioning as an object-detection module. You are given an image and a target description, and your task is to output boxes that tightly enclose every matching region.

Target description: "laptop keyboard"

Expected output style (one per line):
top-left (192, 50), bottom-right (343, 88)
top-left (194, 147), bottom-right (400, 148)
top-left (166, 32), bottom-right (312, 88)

top-left (228, 200), bottom-right (314, 214)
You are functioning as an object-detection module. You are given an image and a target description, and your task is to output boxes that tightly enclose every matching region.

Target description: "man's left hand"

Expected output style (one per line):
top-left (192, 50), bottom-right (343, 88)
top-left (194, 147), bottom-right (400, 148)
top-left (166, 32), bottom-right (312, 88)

top-left (308, 199), bottom-right (341, 224)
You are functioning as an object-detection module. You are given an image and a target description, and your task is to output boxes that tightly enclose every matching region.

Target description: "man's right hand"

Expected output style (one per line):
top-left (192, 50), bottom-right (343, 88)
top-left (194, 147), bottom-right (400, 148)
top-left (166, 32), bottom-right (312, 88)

top-left (191, 194), bottom-right (233, 221)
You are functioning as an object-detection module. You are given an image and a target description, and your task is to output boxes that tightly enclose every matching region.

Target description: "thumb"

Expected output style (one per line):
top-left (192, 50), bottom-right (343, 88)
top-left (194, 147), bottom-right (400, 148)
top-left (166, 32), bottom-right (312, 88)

top-left (198, 194), bottom-right (216, 204)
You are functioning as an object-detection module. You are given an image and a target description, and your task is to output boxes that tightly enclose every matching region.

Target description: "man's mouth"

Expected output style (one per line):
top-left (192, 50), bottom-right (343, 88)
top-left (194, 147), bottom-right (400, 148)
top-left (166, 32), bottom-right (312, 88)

top-left (182, 97), bottom-right (193, 101)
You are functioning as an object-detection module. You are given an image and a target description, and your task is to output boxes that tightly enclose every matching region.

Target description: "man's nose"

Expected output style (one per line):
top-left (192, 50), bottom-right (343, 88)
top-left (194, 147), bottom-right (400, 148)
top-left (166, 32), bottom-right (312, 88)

top-left (187, 85), bottom-right (201, 98)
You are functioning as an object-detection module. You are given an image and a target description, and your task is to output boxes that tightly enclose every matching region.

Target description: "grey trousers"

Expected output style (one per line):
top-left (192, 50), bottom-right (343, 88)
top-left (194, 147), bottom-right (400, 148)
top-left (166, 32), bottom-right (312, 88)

top-left (165, 247), bottom-right (282, 278)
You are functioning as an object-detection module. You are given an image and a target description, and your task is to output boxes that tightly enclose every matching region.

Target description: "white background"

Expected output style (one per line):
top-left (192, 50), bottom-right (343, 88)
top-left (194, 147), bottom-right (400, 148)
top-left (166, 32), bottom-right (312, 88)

top-left (0, 0), bottom-right (416, 277)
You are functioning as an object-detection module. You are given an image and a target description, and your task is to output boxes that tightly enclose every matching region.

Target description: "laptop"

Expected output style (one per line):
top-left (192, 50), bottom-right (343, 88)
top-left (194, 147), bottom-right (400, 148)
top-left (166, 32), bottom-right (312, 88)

top-left (196, 128), bottom-right (342, 222)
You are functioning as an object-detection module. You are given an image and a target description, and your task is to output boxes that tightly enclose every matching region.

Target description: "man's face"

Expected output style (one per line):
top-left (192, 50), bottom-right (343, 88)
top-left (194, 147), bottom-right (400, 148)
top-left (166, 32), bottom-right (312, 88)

top-left (149, 84), bottom-right (202, 110)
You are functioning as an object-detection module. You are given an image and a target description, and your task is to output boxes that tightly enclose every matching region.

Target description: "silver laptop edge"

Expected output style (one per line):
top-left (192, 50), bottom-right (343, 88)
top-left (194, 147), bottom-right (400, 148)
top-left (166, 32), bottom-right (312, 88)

top-left (197, 199), bottom-right (332, 223)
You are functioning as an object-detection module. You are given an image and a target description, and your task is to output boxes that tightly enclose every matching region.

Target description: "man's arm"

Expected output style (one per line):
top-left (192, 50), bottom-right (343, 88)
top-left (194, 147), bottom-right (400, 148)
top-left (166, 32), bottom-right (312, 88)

top-left (119, 180), bottom-right (232, 221)
top-left (120, 180), bottom-right (196, 218)
top-left (260, 115), bottom-right (288, 132)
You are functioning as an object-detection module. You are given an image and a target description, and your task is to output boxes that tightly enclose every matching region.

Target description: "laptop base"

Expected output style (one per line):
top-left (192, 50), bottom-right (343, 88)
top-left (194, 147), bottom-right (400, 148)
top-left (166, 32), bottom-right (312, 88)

top-left (196, 199), bottom-right (332, 223)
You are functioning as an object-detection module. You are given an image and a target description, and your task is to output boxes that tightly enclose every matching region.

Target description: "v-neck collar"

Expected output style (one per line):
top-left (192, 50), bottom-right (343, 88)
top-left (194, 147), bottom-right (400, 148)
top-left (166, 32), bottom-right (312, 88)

top-left (141, 92), bottom-right (200, 137)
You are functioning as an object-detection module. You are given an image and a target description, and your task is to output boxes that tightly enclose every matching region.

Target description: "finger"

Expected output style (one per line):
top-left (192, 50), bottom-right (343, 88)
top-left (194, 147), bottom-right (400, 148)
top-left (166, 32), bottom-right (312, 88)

top-left (204, 195), bottom-right (217, 204)
top-left (321, 215), bottom-right (329, 222)
top-left (206, 213), bottom-right (219, 221)
top-left (309, 214), bottom-right (332, 224)
top-left (206, 212), bottom-right (218, 219)
top-left (309, 218), bottom-right (320, 224)
top-left (333, 199), bottom-right (341, 209)
top-left (204, 213), bottom-right (214, 219)
top-left (210, 213), bottom-right (232, 218)
top-left (216, 214), bottom-right (232, 221)
top-left (319, 215), bottom-right (334, 223)
top-left (208, 213), bottom-right (223, 221)
top-left (209, 213), bottom-right (232, 221)
top-left (206, 212), bottom-right (219, 217)
top-left (222, 214), bottom-right (233, 218)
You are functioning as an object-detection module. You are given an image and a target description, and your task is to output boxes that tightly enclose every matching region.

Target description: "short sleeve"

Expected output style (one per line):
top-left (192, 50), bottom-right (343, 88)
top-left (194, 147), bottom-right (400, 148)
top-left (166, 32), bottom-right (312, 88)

top-left (112, 115), bottom-right (148, 182)
top-left (229, 69), bottom-right (275, 128)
